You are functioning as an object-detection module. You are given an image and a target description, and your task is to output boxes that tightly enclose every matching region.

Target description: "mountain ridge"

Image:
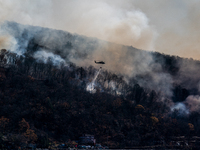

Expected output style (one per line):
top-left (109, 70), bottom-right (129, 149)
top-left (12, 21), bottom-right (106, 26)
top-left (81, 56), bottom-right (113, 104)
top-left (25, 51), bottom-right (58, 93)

top-left (1, 21), bottom-right (200, 148)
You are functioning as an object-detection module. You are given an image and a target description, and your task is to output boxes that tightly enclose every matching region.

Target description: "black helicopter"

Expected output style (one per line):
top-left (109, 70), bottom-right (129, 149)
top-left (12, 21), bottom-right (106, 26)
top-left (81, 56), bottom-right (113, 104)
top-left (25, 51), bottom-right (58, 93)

top-left (94, 60), bottom-right (105, 64)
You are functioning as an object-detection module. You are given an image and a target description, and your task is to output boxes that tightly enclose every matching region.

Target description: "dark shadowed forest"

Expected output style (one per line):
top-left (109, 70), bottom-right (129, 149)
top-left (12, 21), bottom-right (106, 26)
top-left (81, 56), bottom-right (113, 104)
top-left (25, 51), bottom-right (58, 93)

top-left (1, 22), bottom-right (200, 149)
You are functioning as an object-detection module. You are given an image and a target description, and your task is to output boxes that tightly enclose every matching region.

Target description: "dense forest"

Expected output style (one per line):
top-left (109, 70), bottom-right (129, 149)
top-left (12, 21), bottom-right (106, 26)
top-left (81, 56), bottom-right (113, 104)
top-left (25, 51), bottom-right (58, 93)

top-left (1, 22), bottom-right (200, 149)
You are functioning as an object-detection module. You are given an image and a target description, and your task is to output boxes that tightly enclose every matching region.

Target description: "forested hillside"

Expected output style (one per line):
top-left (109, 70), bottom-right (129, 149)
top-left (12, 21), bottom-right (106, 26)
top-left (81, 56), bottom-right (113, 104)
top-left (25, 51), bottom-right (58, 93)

top-left (1, 22), bottom-right (200, 149)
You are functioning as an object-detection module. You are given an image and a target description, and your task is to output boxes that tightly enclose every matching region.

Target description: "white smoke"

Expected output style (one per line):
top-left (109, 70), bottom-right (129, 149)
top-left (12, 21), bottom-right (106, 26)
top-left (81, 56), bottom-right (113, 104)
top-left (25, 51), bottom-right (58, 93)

top-left (0, 0), bottom-right (156, 51)
top-left (185, 95), bottom-right (200, 112)
top-left (33, 50), bottom-right (66, 67)
top-left (0, 25), bottom-right (18, 52)
top-left (171, 102), bottom-right (189, 115)
top-left (170, 95), bottom-right (200, 114)
top-left (86, 68), bottom-right (101, 93)
top-left (0, 35), bottom-right (16, 51)
top-left (0, 0), bottom-right (52, 26)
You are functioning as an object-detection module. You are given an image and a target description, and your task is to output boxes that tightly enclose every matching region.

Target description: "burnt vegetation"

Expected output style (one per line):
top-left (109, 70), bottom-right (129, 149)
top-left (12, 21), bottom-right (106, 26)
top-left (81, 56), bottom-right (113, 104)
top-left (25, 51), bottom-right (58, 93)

top-left (1, 23), bottom-right (200, 149)
top-left (0, 49), bottom-right (200, 149)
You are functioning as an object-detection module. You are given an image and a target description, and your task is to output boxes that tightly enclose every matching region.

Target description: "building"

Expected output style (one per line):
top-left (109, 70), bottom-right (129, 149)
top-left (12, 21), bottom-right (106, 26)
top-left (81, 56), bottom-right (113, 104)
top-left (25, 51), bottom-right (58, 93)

top-left (79, 134), bottom-right (96, 145)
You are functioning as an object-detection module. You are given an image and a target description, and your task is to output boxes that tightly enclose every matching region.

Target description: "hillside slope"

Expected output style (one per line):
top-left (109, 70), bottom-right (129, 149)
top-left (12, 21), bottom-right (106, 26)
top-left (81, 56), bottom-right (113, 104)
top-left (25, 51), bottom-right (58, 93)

top-left (1, 22), bottom-right (200, 148)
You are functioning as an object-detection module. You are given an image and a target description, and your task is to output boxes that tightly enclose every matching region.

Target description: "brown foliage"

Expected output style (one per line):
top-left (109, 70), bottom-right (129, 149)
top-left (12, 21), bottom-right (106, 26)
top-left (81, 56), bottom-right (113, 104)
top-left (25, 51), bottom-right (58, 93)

top-left (23, 128), bottom-right (38, 144)
top-left (19, 118), bottom-right (30, 133)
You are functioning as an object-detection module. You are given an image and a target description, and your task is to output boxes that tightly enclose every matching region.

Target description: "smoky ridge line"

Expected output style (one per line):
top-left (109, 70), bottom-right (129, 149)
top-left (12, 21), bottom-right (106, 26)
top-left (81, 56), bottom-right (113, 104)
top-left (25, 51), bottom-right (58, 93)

top-left (1, 21), bottom-right (200, 114)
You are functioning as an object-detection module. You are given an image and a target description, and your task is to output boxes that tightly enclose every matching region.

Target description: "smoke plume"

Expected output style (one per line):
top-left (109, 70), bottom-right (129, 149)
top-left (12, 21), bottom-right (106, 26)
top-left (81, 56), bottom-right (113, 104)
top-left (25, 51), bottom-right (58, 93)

top-left (1, 0), bottom-right (200, 113)
top-left (1, 0), bottom-right (200, 59)
top-left (185, 95), bottom-right (200, 112)
top-left (0, 35), bottom-right (13, 50)
top-left (0, 0), bottom-right (156, 51)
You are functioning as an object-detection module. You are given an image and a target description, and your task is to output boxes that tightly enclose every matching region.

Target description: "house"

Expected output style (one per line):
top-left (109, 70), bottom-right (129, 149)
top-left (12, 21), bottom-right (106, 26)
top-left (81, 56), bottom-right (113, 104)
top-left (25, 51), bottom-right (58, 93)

top-left (79, 134), bottom-right (96, 145)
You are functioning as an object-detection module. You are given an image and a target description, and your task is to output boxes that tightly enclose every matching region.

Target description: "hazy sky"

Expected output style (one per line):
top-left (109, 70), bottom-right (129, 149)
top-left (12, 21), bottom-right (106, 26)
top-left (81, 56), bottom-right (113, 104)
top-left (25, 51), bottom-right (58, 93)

top-left (0, 0), bottom-right (200, 60)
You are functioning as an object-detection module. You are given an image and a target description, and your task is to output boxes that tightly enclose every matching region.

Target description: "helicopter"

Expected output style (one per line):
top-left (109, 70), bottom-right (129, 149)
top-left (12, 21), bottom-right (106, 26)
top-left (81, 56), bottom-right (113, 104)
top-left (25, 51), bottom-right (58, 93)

top-left (94, 60), bottom-right (105, 64)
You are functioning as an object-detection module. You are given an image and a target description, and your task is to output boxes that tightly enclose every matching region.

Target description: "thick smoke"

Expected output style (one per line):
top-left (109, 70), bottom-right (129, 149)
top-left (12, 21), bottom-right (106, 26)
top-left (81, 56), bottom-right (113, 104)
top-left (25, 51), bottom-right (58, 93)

top-left (185, 95), bottom-right (200, 112)
top-left (33, 50), bottom-right (65, 66)
top-left (0, 0), bottom-right (156, 51)
top-left (0, 0), bottom-right (200, 113)
top-left (1, 0), bottom-right (200, 59)
top-left (0, 26), bottom-right (17, 51)
top-left (0, 35), bottom-right (13, 50)
top-left (171, 103), bottom-right (189, 115)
